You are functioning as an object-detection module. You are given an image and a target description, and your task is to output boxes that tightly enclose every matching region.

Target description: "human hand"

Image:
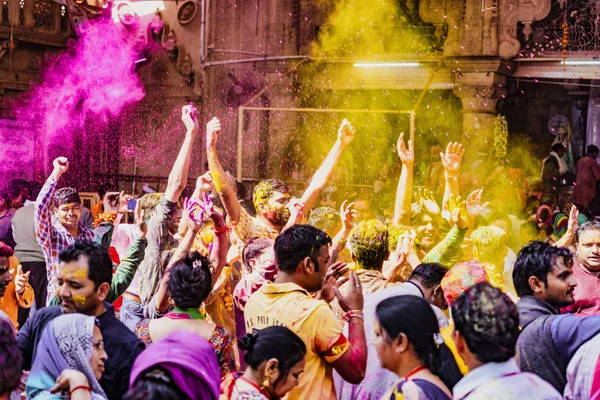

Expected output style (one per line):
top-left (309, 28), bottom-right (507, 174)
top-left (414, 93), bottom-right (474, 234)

top-left (182, 104), bottom-right (200, 134)
top-left (333, 270), bottom-right (364, 312)
top-left (50, 369), bottom-right (89, 394)
top-left (196, 172), bottom-right (215, 194)
top-left (286, 197), bottom-right (305, 227)
top-left (465, 189), bottom-right (489, 218)
top-left (566, 204), bottom-right (579, 234)
top-left (440, 142), bottom-right (465, 175)
top-left (134, 200), bottom-right (147, 238)
top-left (103, 191), bottom-right (130, 214)
top-left (397, 132), bottom-right (414, 167)
top-left (415, 188), bottom-right (440, 216)
top-left (51, 157), bottom-right (69, 179)
top-left (206, 117), bottom-right (221, 150)
top-left (318, 262), bottom-right (349, 303)
top-left (339, 200), bottom-right (357, 233)
top-left (397, 229), bottom-right (417, 256)
top-left (337, 119), bottom-right (356, 146)
top-left (14, 264), bottom-right (30, 295)
top-left (446, 196), bottom-right (468, 229)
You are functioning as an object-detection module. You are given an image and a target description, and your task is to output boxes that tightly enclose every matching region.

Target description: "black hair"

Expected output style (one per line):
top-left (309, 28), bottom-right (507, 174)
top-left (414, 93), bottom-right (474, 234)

top-left (588, 144), bottom-right (599, 155)
top-left (452, 282), bottom-right (519, 363)
top-left (408, 263), bottom-right (449, 289)
top-left (512, 241), bottom-right (573, 297)
top-left (376, 295), bottom-right (462, 390)
top-left (53, 187), bottom-right (81, 208)
top-left (575, 220), bottom-right (600, 243)
top-left (274, 225), bottom-right (331, 274)
top-left (59, 240), bottom-right (112, 290)
top-left (28, 182), bottom-right (43, 201)
top-left (242, 238), bottom-right (274, 270)
top-left (239, 326), bottom-right (306, 386)
top-left (124, 368), bottom-right (189, 400)
top-left (253, 179), bottom-right (292, 210)
top-left (168, 252), bottom-right (212, 309)
top-left (551, 143), bottom-right (565, 153)
top-left (0, 317), bottom-right (22, 395)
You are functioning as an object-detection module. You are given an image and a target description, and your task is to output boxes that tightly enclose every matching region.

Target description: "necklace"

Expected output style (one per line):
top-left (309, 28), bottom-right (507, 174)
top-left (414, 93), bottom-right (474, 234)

top-left (166, 307), bottom-right (205, 320)
top-left (404, 365), bottom-right (427, 380)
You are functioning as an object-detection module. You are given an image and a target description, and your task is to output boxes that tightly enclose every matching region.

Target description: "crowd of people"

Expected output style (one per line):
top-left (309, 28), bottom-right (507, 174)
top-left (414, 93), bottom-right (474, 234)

top-left (1, 104), bottom-right (600, 400)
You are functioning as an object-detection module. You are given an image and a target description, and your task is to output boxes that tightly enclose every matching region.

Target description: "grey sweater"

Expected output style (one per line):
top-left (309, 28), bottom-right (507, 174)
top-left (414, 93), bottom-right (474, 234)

top-left (11, 204), bottom-right (45, 263)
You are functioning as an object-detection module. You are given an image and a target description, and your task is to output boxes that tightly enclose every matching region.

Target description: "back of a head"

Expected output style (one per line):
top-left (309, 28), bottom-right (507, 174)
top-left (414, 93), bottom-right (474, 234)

top-left (408, 263), bottom-right (448, 290)
top-left (551, 143), bottom-right (565, 154)
top-left (168, 252), bottom-right (212, 309)
top-left (452, 282), bottom-right (519, 364)
top-left (376, 295), bottom-right (462, 390)
top-left (274, 225), bottom-right (331, 274)
top-left (307, 207), bottom-right (341, 236)
top-left (441, 261), bottom-right (489, 307)
top-left (387, 224), bottom-right (409, 252)
top-left (252, 179), bottom-right (291, 211)
top-left (59, 241), bottom-right (112, 288)
top-left (471, 225), bottom-right (507, 263)
top-left (238, 326), bottom-right (306, 383)
top-left (28, 182), bottom-right (43, 202)
top-left (348, 219), bottom-right (389, 271)
top-left (0, 317), bottom-right (22, 396)
top-left (512, 241), bottom-right (572, 297)
top-left (242, 237), bottom-right (274, 269)
top-left (485, 211), bottom-right (512, 233)
top-left (139, 193), bottom-right (163, 215)
top-left (588, 144), bottom-right (599, 155)
top-left (53, 187), bottom-right (80, 208)
top-left (128, 330), bottom-right (220, 400)
top-left (124, 368), bottom-right (190, 400)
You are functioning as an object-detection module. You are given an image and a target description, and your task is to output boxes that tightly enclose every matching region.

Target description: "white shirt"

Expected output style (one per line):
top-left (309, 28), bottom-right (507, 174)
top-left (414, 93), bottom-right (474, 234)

top-left (453, 358), bottom-right (562, 400)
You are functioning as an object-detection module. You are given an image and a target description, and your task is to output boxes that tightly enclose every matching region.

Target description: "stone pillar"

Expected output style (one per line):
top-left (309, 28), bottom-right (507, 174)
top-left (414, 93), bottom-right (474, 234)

top-left (453, 81), bottom-right (505, 150)
top-left (446, 59), bottom-right (511, 159)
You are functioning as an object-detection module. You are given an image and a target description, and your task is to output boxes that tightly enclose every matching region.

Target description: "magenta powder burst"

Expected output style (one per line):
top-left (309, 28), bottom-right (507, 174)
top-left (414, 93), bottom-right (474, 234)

top-left (16, 17), bottom-right (145, 149)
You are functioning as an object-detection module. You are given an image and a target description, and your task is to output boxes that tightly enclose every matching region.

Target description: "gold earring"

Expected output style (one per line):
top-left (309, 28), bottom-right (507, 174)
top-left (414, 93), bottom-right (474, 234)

top-left (262, 372), bottom-right (272, 388)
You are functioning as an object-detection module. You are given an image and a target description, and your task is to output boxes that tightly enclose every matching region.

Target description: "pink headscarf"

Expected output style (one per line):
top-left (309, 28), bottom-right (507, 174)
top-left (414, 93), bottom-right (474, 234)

top-left (129, 330), bottom-right (220, 400)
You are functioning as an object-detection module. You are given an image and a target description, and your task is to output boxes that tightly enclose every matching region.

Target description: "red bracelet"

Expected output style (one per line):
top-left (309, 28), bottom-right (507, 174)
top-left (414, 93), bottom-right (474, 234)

top-left (213, 224), bottom-right (229, 234)
top-left (70, 385), bottom-right (91, 395)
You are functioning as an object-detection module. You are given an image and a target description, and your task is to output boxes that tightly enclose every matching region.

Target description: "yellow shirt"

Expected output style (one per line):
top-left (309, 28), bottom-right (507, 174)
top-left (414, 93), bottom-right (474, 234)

top-left (244, 282), bottom-right (348, 400)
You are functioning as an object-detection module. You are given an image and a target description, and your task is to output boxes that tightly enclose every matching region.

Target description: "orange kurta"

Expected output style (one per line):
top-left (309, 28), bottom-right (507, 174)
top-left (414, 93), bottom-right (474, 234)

top-left (0, 255), bottom-right (34, 330)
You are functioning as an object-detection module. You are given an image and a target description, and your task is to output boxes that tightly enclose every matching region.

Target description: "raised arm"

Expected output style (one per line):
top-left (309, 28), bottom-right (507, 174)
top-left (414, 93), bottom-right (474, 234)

top-left (554, 205), bottom-right (578, 249)
top-left (35, 157), bottom-right (69, 250)
top-left (206, 117), bottom-right (242, 224)
top-left (300, 119), bottom-right (357, 214)
top-left (105, 201), bottom-right (148, 302)
top-left (440, 143), bottom-right (464, 222)
top-left (393, 132), bottom-right (414, 225)
top-left (330, 271), bottom-right (367, 383)
top-left (197, 194), bottom-right (229, 288)
top-left (164, 105), bottom-right (199, 203)
top-left (330, 200), bottom-right (356, 263)
top-left (153, 208), bottom-right (202, 314)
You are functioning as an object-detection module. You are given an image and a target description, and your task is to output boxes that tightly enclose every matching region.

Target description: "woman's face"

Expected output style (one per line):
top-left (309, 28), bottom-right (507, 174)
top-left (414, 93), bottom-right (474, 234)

top-left (90, 325), bottom-right (108, 381)
top-left (271, 359), bottom-right (306, 398)
top-left (373, 318), bottom-right (395, 372)
top-left (416, 214), bottom-right (438, 250)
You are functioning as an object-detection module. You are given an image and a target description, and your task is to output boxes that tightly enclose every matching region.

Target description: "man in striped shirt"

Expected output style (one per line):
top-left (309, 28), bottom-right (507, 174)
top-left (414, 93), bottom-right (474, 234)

top-left (35, 157), bottom-right (94, 305)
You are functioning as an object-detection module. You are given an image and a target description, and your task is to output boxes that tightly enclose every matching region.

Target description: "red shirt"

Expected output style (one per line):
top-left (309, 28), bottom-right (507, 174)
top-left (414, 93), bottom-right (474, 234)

top-left (565, 259), bottom-right (600, 316)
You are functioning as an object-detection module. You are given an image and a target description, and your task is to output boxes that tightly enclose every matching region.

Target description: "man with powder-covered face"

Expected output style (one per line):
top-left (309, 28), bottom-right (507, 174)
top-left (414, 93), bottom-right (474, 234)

top-left (17, 240), bottom-right (144, 400)
top-left (35, 157), bottom-right (95, 307)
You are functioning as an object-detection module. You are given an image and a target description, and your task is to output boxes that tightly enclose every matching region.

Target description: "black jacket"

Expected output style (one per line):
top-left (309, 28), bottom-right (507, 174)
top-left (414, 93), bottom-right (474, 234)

top-left (18, 303), bottom-right (144, 400)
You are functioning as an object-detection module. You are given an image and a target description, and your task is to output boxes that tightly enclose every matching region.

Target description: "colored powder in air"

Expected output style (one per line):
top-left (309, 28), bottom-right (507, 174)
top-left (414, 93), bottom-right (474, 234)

top-left (13, 16), bottom-right (145, 153)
